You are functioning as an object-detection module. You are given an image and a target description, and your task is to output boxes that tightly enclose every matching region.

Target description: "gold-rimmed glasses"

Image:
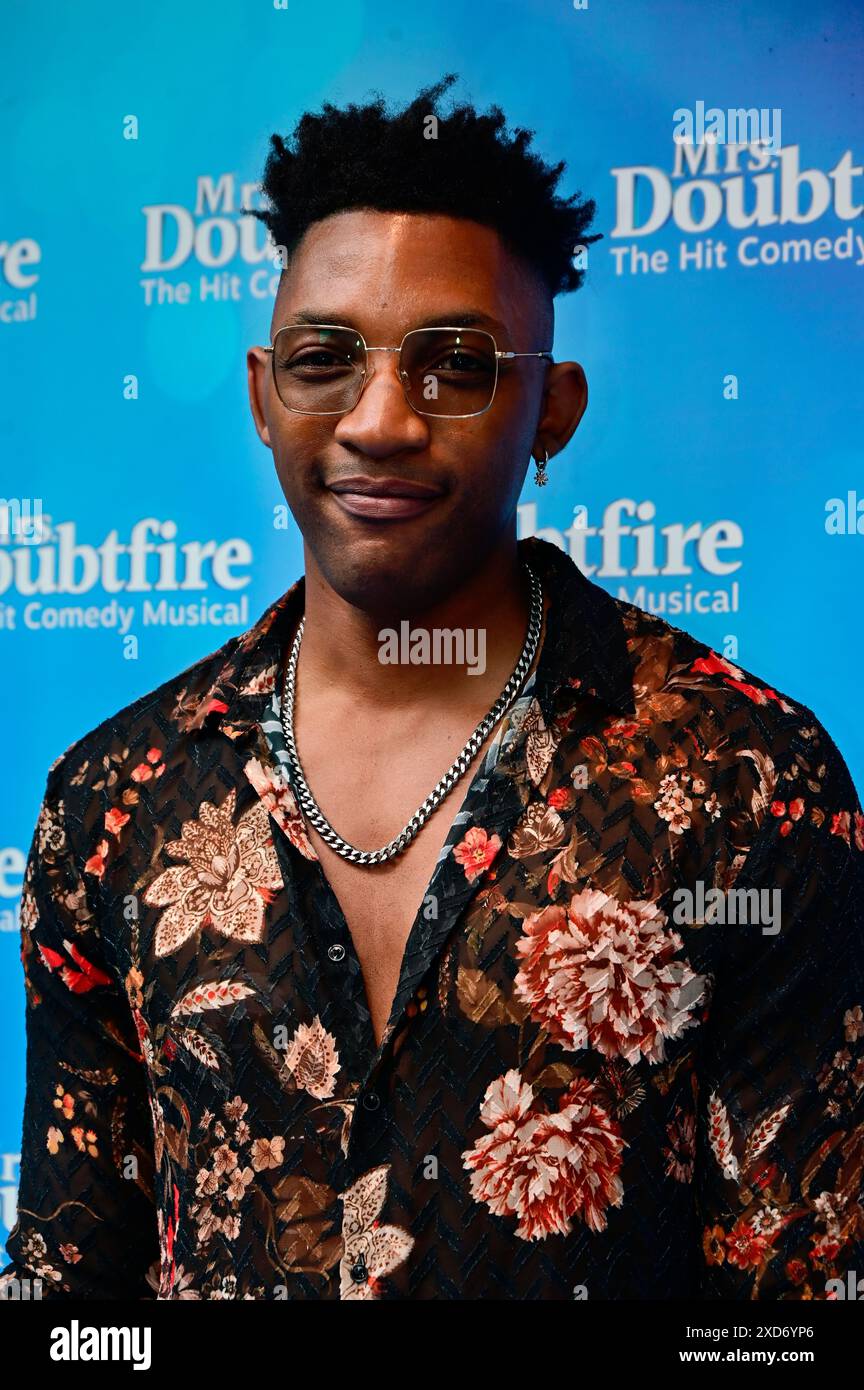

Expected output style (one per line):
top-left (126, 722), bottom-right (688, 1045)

top-left (262, 323), bottom-right (553, 418)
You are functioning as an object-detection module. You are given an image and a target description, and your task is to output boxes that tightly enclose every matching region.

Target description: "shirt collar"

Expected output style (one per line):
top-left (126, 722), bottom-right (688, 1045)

top-left (524, 535), bottom-right (637, 721)
top-left (189, 535), bottom-right (635, 743)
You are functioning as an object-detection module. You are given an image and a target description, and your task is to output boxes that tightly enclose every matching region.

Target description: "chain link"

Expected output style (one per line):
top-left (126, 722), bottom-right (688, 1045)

top-left (279, 564), bottom-right (543, 865)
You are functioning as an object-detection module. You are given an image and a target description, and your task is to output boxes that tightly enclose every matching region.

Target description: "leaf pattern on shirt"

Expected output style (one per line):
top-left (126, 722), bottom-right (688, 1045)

top-left (338, 1165), bottom-right (414, 1300)
top-left (282, 1017), bottom-right (341, 1100)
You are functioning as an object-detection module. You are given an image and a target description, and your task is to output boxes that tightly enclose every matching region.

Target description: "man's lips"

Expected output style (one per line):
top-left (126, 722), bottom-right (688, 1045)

top-left (327, 475), bottom-right (445, 521)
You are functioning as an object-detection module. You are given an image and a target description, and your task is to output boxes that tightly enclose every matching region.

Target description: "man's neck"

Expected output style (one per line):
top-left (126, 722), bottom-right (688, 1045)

top-left (293, 539), bottom-right (534, 714)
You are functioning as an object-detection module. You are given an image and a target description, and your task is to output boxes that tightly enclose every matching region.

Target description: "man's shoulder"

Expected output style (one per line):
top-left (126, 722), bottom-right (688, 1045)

top-left (612, 590), bottom-right (805, 728)
top-left (45, 627), bottom-right (248, 794)
top-left (531, 537), bottom-right (841, 787)
top-left (603, 591), bottom-right (861, 826)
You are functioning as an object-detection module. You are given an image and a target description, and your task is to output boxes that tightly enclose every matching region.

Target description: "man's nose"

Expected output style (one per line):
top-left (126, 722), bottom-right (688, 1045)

top-left (333, 352), bottom-right (429, 455)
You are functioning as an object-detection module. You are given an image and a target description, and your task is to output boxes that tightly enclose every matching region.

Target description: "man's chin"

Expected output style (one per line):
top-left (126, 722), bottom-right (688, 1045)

top-left (307, 528), bottom-right (473, 618)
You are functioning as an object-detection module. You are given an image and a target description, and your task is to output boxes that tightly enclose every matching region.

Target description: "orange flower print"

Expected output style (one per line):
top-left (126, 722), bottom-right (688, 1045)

top-left (143, 787), bottom-right (283, 958)
top-left (131, 747), bottom-right (167, 782)
top-left (250, 1136), bottom-right (285, 1171)
top-left (70, 1126), bottom-right (99, 1158)
top-left (53, 1085), bottom-right (75, 1120)
top-left (453, 826), bottom-right (502, 881)
top-left (514, 889), bottom-right (706, 1065)
top-left (830, 811), bottom-right (851, 844)
top-left (84, 837), bottom-right (110, 879)
top-left (462, 1069), bottom-right (625, 1240)
top-left (725, 1216), bottom-right (777, 1270)
top-left (104, 807), bottom-right (130, 837)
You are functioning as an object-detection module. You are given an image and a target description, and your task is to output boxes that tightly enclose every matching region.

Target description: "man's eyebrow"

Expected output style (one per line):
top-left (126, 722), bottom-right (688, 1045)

top-left (412, 311), bottom-right (507, 332)
top-left (284, 309), bottom-right (508, 333)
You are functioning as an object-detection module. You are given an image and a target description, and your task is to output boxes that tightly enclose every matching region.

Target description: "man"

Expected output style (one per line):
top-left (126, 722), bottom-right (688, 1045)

top-left (3, 75), bottom-right (863, 1301)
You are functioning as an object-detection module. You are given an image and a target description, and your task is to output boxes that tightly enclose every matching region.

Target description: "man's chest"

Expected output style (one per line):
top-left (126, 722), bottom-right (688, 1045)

top-left (309, 835), bottom-right (444, 1047)
top-left (301, 728), bottom-right (501, 1048)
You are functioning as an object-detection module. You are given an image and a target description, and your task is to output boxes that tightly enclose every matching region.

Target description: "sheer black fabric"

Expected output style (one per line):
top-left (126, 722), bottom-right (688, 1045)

top-left (3, 537), bottom-right (862, 1300)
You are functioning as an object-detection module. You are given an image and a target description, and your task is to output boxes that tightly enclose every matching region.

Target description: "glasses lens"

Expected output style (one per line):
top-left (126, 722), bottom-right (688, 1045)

top-left (400, 328), bottom-right (497, 417)
top-left (272, 326), bottom-right (364, 413)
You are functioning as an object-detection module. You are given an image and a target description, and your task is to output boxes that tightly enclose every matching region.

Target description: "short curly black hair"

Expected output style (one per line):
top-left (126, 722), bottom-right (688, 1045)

top-left (246, 72), bottom-right (600, 299)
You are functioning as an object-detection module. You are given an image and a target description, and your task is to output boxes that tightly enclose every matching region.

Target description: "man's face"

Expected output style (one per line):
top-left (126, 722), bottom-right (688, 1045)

top-left (247, 208), bottom-right (585, 613)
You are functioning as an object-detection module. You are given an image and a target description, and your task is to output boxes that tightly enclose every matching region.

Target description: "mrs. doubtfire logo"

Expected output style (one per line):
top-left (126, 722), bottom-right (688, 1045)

top-left (518, 499), bottom-right (742, 617)
top-left (140, 174), bottom-right (281, 306)
top-left (0, 513), bottom-right (253, 636)
top-left (610, 133), bottom-right (863, 275)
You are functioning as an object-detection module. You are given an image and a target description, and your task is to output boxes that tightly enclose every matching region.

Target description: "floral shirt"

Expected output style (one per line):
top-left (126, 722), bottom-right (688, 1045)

top-left (2, 535), bottom-right (863, 1301)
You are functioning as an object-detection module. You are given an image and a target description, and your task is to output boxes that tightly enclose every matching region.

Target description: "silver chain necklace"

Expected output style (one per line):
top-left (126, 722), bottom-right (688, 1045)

top-left (279, 564), bottom-right (543, 866)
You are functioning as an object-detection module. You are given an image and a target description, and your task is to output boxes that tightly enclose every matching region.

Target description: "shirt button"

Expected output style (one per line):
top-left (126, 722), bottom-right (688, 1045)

top-left (327, 944), bottom-right (346, 963)
top-left (362, 1091), bottom-right (381, 1111)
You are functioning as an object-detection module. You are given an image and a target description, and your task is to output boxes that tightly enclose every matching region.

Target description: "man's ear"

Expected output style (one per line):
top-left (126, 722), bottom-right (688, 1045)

top-left (246, 346), bottom-right (273, 448)
top-left (534, 360), bottom-right (588, 457)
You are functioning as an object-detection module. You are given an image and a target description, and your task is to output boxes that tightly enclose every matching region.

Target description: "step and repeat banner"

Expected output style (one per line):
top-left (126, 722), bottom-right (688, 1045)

top-left (1, 0), bottom-right (861, 1244)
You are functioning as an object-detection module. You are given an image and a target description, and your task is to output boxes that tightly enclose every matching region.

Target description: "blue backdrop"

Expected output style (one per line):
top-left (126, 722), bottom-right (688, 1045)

top-left (2, 0), bottom-right (862, 1244)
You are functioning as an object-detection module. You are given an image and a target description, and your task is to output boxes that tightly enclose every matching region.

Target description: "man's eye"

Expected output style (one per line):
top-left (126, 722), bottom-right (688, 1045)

top-left (279, 350), bottom-right (352, 372)
top-left (433, 351), bottom-right (493, 374)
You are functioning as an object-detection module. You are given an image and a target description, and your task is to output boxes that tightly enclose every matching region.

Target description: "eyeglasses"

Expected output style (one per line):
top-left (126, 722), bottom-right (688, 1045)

top-left (263, 323), bottom-right (553, 418)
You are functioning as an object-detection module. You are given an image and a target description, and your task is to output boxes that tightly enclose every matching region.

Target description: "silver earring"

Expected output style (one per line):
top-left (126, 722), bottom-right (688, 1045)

top-left (533, 445), bottom-right (549, 486)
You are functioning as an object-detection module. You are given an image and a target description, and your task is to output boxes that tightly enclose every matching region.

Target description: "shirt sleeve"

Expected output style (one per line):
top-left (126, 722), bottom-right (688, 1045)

top-left (0, 761), bottom-right (159, 1299)
top-left (696, 719), bottom-right (864, 1299)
